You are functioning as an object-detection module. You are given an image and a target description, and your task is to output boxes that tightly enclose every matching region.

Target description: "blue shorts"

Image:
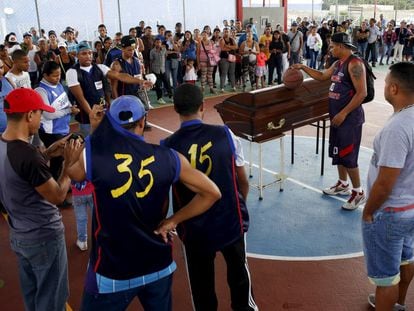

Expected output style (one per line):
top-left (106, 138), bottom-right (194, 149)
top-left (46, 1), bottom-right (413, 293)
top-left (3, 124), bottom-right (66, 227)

top-left (329, 125), bottom-right (362, 168)
top-left (362, 208), bottom-right (414, 286)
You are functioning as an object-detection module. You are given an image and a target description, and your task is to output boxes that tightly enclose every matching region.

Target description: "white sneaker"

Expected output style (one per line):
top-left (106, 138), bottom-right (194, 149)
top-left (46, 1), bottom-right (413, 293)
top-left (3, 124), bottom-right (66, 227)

top-left (148, 102), bottom-right (154, 109)
top-left (322, 181), bottom-right (351, 196)
top-left (368, 293), bottom-right (406, 310)
top-left (157, 98), bottom-right (166, 104)
top-left (76, 240), bottom-right (88, 251)
top-left (342, 190), bottom-right (366, 211)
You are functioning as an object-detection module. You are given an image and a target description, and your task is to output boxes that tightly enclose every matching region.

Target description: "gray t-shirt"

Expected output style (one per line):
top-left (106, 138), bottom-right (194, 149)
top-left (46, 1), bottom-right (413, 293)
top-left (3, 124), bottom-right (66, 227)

top-left (0, 138), bottom-right (64, 241)
top-left (288, 30), bottom-right (303, 53)
top-left (367, 107), bottom-right (414, 209)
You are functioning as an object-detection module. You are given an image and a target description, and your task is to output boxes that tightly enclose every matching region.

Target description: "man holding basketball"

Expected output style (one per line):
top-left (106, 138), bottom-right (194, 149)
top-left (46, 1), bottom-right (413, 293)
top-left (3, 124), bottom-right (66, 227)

top-left (292, 32), bottom-right (367, 211)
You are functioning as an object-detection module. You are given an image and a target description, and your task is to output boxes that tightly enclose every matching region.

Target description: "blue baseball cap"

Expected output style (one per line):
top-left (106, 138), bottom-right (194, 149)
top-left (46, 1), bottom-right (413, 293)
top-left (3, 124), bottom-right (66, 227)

top-left (109, 95), bottom-right (146, 125)
top-left (76, 41), bottom-right (92, 53)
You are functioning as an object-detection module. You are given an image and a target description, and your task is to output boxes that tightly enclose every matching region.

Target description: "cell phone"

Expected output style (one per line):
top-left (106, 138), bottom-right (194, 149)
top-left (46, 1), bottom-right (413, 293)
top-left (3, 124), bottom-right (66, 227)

top-left (69, 133), bottom-right (84, 143)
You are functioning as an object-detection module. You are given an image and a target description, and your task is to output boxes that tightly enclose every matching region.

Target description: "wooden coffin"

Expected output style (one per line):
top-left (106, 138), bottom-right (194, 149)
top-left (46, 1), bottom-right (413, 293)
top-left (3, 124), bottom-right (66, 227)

top-left (215, 78), bottom-right (331, 142)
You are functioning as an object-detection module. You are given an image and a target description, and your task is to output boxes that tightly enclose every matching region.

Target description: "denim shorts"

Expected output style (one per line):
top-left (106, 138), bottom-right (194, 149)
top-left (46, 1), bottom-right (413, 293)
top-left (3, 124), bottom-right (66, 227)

top-left (362, 208), bottom-right (414, 286)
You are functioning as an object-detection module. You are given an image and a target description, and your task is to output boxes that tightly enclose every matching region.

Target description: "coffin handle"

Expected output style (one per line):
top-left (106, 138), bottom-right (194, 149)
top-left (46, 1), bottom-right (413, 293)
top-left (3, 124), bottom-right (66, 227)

top-left (267, 118), bottom-right (286, 130)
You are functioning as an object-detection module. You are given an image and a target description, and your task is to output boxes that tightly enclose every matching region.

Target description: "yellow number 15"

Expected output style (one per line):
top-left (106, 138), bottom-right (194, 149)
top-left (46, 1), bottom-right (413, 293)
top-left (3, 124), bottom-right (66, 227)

top-left (188, 142), bottom-right (213, 176)
top-left (110, 153), bottom-right (155, 199)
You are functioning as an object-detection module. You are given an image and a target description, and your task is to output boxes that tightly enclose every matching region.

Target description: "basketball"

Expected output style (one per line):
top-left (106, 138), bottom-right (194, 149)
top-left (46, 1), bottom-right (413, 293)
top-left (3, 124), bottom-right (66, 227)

top-left (283, 68), bottom-right (304, 90)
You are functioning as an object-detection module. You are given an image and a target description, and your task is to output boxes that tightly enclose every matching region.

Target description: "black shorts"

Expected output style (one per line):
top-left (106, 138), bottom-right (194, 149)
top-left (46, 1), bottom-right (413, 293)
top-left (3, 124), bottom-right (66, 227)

top-left (329, 125), bottom-right (362, 168)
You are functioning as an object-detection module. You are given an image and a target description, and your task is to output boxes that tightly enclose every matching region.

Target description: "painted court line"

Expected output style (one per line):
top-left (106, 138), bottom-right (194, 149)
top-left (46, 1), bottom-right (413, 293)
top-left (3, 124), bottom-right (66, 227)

top-left (246, 251), bottom-right (364, 261)
top-left (148, 124), bottom-right (348, 202)
top-left (149, 123), bottom-right (366, 261)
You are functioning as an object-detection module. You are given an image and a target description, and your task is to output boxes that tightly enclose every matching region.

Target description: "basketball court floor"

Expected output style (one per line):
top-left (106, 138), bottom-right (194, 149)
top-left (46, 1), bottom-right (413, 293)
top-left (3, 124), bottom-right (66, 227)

top-left (1, 65), bottom-right (413, 310)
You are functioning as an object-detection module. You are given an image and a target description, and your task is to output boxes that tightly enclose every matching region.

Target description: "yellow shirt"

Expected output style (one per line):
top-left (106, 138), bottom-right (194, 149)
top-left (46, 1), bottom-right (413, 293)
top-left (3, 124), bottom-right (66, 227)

top-left (259, 34), bottom-right (273, 58)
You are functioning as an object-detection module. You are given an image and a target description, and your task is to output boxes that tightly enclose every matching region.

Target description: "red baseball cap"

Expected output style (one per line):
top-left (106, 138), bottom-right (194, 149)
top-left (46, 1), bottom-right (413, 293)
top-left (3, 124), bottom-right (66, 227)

top-left (4, 88), bottom-right (55, 114)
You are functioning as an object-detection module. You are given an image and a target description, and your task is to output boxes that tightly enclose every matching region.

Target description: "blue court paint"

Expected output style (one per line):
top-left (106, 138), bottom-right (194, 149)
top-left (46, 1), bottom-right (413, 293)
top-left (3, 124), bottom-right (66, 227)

top-left (242, 136), bottom-right (372, 259)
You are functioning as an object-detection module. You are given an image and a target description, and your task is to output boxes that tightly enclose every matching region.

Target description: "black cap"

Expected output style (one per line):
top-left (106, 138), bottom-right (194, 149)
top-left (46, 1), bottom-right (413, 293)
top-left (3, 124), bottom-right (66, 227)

top-left (48, 30), bottom-right (56, 37)
top-left (121, 35), bottom-right (136, 48)
top-left (331, 32), bottom-right (357, 50)
top-left (64, 26), bottom-right (74, 33)
top-left (23, 32), bottom-right (32, 38)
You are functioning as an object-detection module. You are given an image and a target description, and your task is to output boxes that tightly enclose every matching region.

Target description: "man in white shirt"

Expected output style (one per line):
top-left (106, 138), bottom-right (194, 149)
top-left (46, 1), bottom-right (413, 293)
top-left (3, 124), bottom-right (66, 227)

top-left (22, 32), bottom-right (39, 87)
top-left (5, 50), bottom-right (31, 88)
top-left (366, 18), bottom-right (381, 67)
top-left (66, 41), bottom-right (152, 136)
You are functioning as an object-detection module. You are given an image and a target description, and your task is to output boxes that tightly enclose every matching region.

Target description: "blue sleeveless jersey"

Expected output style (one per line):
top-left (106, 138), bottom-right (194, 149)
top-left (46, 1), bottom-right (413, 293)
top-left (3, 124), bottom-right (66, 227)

top-left (162, 120), bottom-right (249, 252)
top-left (116, 56), bottom-right (141, 96)
top-left (38, 81), bottom-right (71, 134)
top-left (86, 114), bottom-right (180, 280)
top-left (329, 56), bottom-right (365, 127)
top-left (72, 63), bottom-right (105, 124)
top-left (0, 77), bottom-right (14, 132)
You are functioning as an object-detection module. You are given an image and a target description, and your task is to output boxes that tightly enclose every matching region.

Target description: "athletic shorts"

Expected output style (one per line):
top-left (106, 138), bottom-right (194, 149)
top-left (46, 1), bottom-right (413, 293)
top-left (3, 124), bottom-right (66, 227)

top-left (362, 208), bottom-right (414, 286)
top-left (328, 124), bottom-right (362, 168)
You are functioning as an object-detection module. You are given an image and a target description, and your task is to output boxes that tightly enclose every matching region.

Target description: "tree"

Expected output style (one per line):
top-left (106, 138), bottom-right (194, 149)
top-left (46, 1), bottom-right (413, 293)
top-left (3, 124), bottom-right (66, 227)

top-left (321, 0), bottom-right (414, 10)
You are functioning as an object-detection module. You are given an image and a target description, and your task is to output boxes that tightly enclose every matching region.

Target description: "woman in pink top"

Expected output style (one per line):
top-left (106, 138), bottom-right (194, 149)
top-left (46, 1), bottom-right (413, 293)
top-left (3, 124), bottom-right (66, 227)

top-left (197, 30), bottom-right (216, 94)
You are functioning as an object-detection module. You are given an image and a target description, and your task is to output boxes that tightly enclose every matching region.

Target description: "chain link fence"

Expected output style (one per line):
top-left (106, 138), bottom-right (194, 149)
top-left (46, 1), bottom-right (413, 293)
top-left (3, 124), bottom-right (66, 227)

top-left (0, 0), bottom-right (234, 42)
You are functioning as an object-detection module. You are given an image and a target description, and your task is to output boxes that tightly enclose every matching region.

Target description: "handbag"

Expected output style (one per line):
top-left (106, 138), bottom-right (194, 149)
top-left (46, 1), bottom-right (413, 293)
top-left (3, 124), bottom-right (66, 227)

top-left (228, 54), bottom-right (236, 62)
top-left (202, 41), bottom-right (219, 66)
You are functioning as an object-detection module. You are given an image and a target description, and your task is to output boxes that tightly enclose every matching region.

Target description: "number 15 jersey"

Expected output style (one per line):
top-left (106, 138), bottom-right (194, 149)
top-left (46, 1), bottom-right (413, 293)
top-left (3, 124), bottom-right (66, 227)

top-left (162, 120), bottom-right (249, 252)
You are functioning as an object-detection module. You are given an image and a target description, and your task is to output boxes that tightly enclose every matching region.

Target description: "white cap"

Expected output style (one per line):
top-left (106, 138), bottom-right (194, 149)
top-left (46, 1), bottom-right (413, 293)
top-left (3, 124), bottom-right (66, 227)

top-left (58, 41), bottom-right (67, 48)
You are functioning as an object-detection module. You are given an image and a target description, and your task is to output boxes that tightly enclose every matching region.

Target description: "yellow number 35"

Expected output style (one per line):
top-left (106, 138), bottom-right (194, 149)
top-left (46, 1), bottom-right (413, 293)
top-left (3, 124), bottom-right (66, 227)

top-left (110, 153), bottom-right (155, 199)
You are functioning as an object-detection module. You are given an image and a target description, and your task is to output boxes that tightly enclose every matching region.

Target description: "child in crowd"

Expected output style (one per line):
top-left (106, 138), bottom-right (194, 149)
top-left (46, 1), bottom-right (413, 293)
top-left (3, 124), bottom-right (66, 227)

top-left (71, 179), bottom-right (95, 251)
top-left (183, 59), bottom-right (197, 84)
top-left (255, 43), bottom-right (267, 89)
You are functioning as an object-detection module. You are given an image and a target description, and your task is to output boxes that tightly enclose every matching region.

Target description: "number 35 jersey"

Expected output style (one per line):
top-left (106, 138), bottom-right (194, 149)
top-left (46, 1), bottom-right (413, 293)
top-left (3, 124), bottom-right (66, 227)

top-left (162, 120), bottom-right (249, 252)
top-left (86, 114), bottom-right (180, 280)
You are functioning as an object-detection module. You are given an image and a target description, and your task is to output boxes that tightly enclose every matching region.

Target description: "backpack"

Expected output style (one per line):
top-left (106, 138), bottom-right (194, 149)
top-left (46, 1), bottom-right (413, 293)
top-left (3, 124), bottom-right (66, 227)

top-left (343, 54), bottom-right (376, 104)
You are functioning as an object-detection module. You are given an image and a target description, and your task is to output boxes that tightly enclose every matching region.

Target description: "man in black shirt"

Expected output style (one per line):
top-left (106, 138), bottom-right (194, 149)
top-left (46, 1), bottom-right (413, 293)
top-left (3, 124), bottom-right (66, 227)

top-left (0, 88), bottom-right (82, 311)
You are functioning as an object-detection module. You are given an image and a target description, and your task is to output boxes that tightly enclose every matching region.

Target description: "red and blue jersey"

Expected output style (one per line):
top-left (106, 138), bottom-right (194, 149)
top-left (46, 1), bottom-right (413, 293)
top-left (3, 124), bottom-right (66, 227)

top-left (329, 55), bottom-right (365, 128)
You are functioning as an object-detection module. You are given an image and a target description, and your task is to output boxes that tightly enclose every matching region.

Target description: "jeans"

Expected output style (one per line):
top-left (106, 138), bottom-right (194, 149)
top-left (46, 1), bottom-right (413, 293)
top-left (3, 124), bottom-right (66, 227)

top-left (357, 41), bottom-right (368, 57)
top-left (154, 72), bottom-right (172, 99)
top-left (73, 194), bottom-right (94, 242)
top-left (10, 233), bottom-right (69, 311)
top-left (380, 43), bottom-right (393, 64)
top-left (289, 51), bottom-right (301, 65)
top-left (365, 42), bottom-right (377, 64)
top-left (362, 208), bottom-right (414, 286)
top-left (219, 59), bottom-right (236, 89)
top-left (81, 274), bottom-right (173, 311)
top-left (268, 53), bottom-right (283, 85)
top-left (309, 49), bottom-right (319, 69)
top-left (165, 59), bottom-right (179, 90)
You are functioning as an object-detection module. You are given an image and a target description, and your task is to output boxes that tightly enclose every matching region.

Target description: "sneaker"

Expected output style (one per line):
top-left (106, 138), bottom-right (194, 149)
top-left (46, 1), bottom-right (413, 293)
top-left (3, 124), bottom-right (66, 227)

top-left (342, 190), bottom-right (366, 211)
top-left (368, 293), bottom-right (406, 310)
top-left (76, 240), bottom-right (88, 251)
top-left (220, 88), bottom-right (225, 93)
top-left (232, 87), bottom-right (237, 92)
top-left (322, 181), bottom-right (352, 196)
top-left (157, 98), bottom-right (166, 105)
top-left (148, 103), bottom-right (154, 109)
